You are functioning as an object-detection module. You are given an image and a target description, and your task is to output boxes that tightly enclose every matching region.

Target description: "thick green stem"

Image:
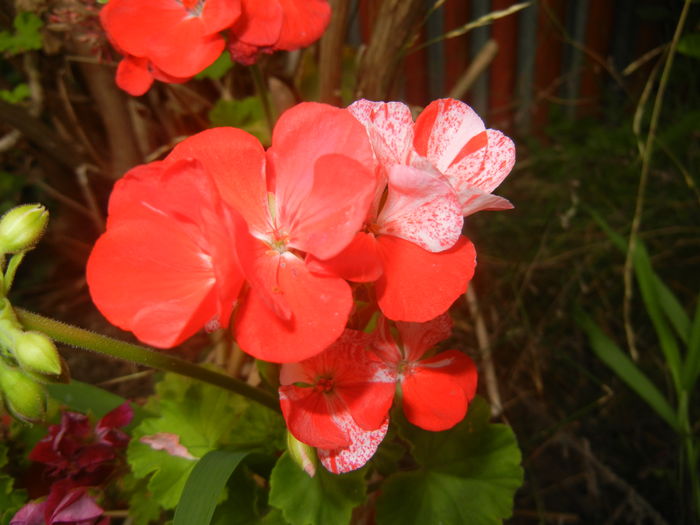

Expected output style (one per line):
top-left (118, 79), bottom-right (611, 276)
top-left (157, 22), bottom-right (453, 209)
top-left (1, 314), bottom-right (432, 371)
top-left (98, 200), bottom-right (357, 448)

top-left (15, 309), bottom-right (281, 413)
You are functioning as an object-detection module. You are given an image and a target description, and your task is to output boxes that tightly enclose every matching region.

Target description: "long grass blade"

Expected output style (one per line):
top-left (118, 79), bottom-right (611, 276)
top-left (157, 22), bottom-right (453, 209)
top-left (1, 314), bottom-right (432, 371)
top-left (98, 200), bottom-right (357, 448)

top-left (683, 295), bottom-right (700, 390)
top-left (576, 309), bottom-right (680, 432)
top-left (173, 449), bottom-right (249, 525)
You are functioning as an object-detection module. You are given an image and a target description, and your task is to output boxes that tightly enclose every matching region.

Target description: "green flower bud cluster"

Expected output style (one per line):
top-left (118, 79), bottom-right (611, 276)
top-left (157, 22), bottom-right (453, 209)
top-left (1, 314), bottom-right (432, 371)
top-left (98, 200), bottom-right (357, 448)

top-left (0, 298), bottom-right (68, 423)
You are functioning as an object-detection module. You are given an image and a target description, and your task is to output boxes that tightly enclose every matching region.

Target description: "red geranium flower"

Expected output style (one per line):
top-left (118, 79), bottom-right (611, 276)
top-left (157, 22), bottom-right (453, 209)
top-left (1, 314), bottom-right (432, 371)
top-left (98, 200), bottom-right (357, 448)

top-left (371, 314), bottom-right (478, 431)
top-left (278, 330), bottom-right (395, 473)
top-left (228, 0), bottom-right (331, 65)
top-left (29, 403), bottom-right (132, 486)
top-left (100, 0), bottom-right (241, 95)
top-left (87, 158), bottom-right (245, 349)
top-left (166, 102), bottom-right (376, 362)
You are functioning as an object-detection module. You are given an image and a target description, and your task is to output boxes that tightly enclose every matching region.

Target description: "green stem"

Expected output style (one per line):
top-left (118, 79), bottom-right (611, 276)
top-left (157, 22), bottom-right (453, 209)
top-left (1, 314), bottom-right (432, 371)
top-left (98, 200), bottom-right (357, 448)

top-left (251, 64), bottom-right (275, 136)
top-left (678, 391), bottom-right (700, 519)
top-left (15, 308), bottom-right (281, 413)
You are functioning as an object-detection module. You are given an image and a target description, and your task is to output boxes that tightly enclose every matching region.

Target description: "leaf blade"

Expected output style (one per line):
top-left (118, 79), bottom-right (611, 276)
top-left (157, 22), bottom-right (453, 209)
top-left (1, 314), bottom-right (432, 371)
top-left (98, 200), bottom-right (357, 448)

top-left (173, 449), bottom-right (249, 525)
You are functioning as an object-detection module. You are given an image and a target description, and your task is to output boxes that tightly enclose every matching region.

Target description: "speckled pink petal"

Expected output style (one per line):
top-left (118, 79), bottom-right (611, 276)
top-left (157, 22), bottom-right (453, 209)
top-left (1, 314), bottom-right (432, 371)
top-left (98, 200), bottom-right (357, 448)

top-left (413, 98), bottom-right (485, 174)
top-left (140, 433), bottom-right (197, 460)
top-left (318, 414), bottom-right (388, 474)
top-left (396, 313), bottom-right (453, 362)
top-left (481, 129), bottom-right (516, 193)
top-left (348, 100), bottom-right (415, 166)
top-left (377, 164), bottom-right (463, 252)
top-left (460, 188), bottom-right (513, 217)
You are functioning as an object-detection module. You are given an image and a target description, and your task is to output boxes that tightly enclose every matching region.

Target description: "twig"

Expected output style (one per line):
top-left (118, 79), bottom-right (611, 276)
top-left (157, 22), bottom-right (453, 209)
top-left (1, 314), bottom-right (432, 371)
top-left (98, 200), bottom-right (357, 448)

top-left (465, 286), bottom-right (503, 416)
top-left (448, 39), bottom-right (498, 100)
top-left (319, 0), bottom-right (351, 105)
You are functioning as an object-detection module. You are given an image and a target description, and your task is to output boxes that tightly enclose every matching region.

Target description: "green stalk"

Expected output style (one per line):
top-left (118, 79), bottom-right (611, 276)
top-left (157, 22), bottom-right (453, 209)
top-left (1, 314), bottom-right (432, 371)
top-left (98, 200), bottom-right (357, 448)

top-left (678, 390), bottom-right (700, 519)
top-left (251, 64), bottom-right (275, 136)
top-left (15, 308), bottom-right (281, 413)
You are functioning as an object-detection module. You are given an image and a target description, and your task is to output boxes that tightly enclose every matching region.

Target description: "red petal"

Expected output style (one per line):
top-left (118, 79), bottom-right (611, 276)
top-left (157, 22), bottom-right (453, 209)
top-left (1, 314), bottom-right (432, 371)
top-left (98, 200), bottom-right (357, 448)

top-left (231, 0), bottom-right (283, 46)
top-left (167, 127), bottom-right (270, 235)
top-left (318, 415), bottom-right (388, 474)
top-left (377, 164), bottom-right (463, 252)
top-left (401, 350), bottom-right (477, 431)
top-left (396, 314), bottom-right (453, 362)
top-left (234, 255), bottom-right (352, 362)
top-left (115, 56), bottom-right (153, 96)
top-left (279, 386), bottom-right (350, 449)
top-left (275, 0), bottom-right (331, 50)
top-left (97, 402), bottom-right (133, 431)
top-left (285, 154), bottom-right (376, 259)
top-left (87, 159), bottom-right (243, 348)
top-left (200, 0), bottom-right (242, 35)
top-left (270, 103), bottom-right (373, 219)
top-left (376, 235), bottom-right (476, 322)
top-left (305, 232), bottom-right (383, 283)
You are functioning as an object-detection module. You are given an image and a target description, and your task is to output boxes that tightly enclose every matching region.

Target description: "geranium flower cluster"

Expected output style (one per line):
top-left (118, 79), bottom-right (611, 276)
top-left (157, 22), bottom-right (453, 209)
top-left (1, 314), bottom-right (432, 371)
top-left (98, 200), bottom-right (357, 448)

top-left (11, 404), bottom-right (132, 525)
top-left (86, 98), bottom-right (514, 473)
top-left (99, 0), bottom-right (331, 95)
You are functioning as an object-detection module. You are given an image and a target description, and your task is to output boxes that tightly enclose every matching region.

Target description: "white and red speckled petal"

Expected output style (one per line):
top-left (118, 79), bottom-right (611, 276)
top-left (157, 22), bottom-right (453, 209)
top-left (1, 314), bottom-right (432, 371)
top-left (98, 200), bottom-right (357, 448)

top-left (480, 129), bottom-right (516, 194)
top-left (377, 164), bottom-right (463, 253)
top-left (348, 100), bottom-right (415, 166)
top-left (413, 98), bottom-right (486, 174)
top-left (318, 414), bottom-right (389, 474)
top-left (460, 188), bottom-right (513, 217)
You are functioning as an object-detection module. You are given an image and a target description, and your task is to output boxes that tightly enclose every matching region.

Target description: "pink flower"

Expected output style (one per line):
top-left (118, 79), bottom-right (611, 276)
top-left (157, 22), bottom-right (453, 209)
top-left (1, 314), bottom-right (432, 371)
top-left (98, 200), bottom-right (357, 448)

top-left (87, 158), bottom-right (245, 349)
top-left (279, 330), bottom-right (395, 473)
top-left (228, 0), bottom-right (331, 65)
top-left (100, 0), bottom-right (241, 95)
top-left (371, 315), bottom-right (478, 431)
top-left (11, 481), bottom-right (108, 525)
top-left (166, 102), bottom-right (376, 362)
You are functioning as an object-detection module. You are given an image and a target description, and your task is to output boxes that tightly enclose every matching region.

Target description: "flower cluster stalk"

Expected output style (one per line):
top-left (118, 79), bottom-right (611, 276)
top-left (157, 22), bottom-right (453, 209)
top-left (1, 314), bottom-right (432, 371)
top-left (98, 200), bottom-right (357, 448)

top-left (15, 308), bottom-right (281, 413)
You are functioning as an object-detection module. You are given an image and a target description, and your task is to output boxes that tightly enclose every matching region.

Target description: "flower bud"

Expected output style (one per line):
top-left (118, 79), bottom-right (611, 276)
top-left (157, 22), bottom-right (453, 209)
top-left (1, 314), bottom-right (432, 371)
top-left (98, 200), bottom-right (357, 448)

top-left (0, 366), bottom-right (46, 423)
top-left (13, 331), bottom-right (62, 376)
top-left (286, 431), bottom-right (317, 477)
top-left (24, 355), bottom-right (71, 385)
top-left (0, 204), bottom-right (48, 254)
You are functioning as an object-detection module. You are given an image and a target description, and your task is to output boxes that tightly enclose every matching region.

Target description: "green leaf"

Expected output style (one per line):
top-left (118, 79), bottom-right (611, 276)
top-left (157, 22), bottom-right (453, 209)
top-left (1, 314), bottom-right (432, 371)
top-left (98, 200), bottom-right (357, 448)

top-left (121, 474), bottom-right (164, 525)
top-left (128, 372), bottom-right (248, 509)
top-left (260, 509), bottom-right (289, 525)
top-left (269, 453), bottom-right (366, 525)
top-left (47, 380), bottom-right (144, 423)
top-left (678, 33), bottom-right (700, 59)
top-left (196, 52), bottom-right (233, 80)
top-left (683, 295), bottom-right (700, 390)
top-left (376, 397), bottom-right (522, 525)
top-left (576, 309), bottom-right (680, 431)
top-left (209, 97), bottom-right (270, 144)
top-left (0, 84), bottom-right (29, 104)
top-left (0, 444), bottom-right (27, 525)
top-left (0, 13), bottom-right (43, 55)
top-left (174, 449), bottom-right (249, 525)
top-left (211, 466), bottom-right (267, 525)
top-left (631, 241), bottom-right (683, 389)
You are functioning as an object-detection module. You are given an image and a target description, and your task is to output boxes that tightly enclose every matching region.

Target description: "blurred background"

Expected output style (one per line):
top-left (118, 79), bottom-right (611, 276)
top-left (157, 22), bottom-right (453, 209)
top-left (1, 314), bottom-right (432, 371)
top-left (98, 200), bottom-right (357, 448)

top-left (1, 0), bottom-right (698, 522)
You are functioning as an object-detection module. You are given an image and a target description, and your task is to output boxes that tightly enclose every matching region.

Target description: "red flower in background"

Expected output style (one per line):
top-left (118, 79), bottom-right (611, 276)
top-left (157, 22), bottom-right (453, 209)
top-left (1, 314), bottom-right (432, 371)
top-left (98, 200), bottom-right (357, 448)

top-left (228, 0), bottom-right (331, 65)
top-left (100, 0), bottom-right (241, 95)
top-left (278, 331), bottom-right (394, 473)
top-left (12, 404), bottom-right (132, 525)
top-left (371, 315), bottom-right (478, 431)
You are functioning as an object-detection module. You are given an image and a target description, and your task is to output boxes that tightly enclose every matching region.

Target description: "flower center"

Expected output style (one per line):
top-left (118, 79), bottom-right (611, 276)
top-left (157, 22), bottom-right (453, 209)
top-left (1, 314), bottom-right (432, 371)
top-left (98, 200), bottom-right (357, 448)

top-left (314, 376), bottom-right (334, 393)
top-left (180, 0), bottom-right (204, 16)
